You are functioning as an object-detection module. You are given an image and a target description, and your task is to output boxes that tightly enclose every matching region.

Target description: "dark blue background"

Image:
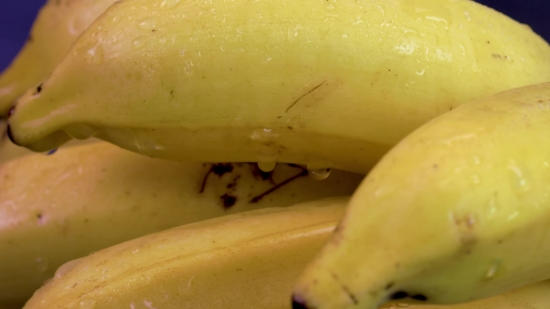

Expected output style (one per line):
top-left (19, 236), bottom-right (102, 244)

top-left (1, 0), bottom-right (549, 71)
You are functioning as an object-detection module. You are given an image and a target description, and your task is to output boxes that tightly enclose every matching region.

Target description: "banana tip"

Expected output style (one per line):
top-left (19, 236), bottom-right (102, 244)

top-left (292, 295), bottom-right (311, 309)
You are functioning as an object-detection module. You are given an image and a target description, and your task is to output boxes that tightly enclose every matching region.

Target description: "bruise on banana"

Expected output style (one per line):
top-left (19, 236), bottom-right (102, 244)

top-left (33, 83), bottom-right (43, 95)
top-left (220, 194), bottom-right (237, 208)
top-left (388, 291), bottom-right (428, 302)
top-left (199, 163), bottom-right (234, 193)
top-left (200, 163), bottom-right (308, 209)
top-left (453, 212), bottom-right (478, 254)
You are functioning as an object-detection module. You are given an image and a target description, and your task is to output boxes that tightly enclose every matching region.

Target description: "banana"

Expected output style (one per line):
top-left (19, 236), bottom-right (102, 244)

top-left (0, 142), bottom-right (362, 306)
top-left (292, 82), bottom-right (550, 309)
top-left (7, 0), bottom-right (550, 174)
top-left (21, 197), bottom-right (348, 309)
top-left (0, 0), bottom-right (119, 116)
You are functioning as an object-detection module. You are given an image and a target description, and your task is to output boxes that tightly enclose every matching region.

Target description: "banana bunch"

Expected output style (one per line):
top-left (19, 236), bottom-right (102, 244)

top-left (19, 197), bottom-right (550, 309)
top-left (0, 141), bottom-right (362, 307)
top-left (2, 0), bottom-right (550, 308)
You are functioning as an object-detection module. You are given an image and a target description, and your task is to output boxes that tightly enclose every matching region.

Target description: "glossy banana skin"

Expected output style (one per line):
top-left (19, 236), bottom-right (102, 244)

top-left (22, 198), bottom-right (348, 309)
top-left (0, 0), bottom-right (118, 116)
top-left (8, 0), bottom-right (550, 173)
top-left (293, 82), bottom-right (550, 308)
top-left (0, 142), bottom-right (362, 306)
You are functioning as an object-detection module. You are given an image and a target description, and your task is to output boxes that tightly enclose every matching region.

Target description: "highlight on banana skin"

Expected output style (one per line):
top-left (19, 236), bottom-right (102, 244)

top-left (1, 0), bottom-right (550, 309)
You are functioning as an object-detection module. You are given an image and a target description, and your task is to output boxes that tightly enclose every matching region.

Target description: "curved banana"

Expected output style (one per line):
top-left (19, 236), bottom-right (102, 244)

top-left (22, 198), bottom-right (348, 309)
top-left (292, 82), bottom-right (550, 308)
top-left (0, 142), bottom-right (362, 306)
top-left (0, 0), bottom-right (118, 116)
top-left (8, 0), bottom-right (550, 173)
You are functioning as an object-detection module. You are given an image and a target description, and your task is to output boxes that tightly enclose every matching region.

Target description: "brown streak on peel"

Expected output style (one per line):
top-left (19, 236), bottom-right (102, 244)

top-left (199, 165), bottom-right (214, 193)
top-left (330, 271), bottom-right (359, 305)
top-left (250, 167), bottom-right (308, 203)
top-left (227, 175), bottom-right (241, 189)
top-left (286, 81), bottom-right (326, 113)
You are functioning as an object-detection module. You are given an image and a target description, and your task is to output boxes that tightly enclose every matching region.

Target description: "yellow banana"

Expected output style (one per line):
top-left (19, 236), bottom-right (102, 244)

top-left (0, 0), bottom-right (118, 116)
top-left (292, 82), bottom-right (550, 308)
top-left (0, 142), bottom-right (362, 306)
top-left (8, 0), bottom-right (550, 173)
top-left (22, 197), bottom-right (348, 309)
